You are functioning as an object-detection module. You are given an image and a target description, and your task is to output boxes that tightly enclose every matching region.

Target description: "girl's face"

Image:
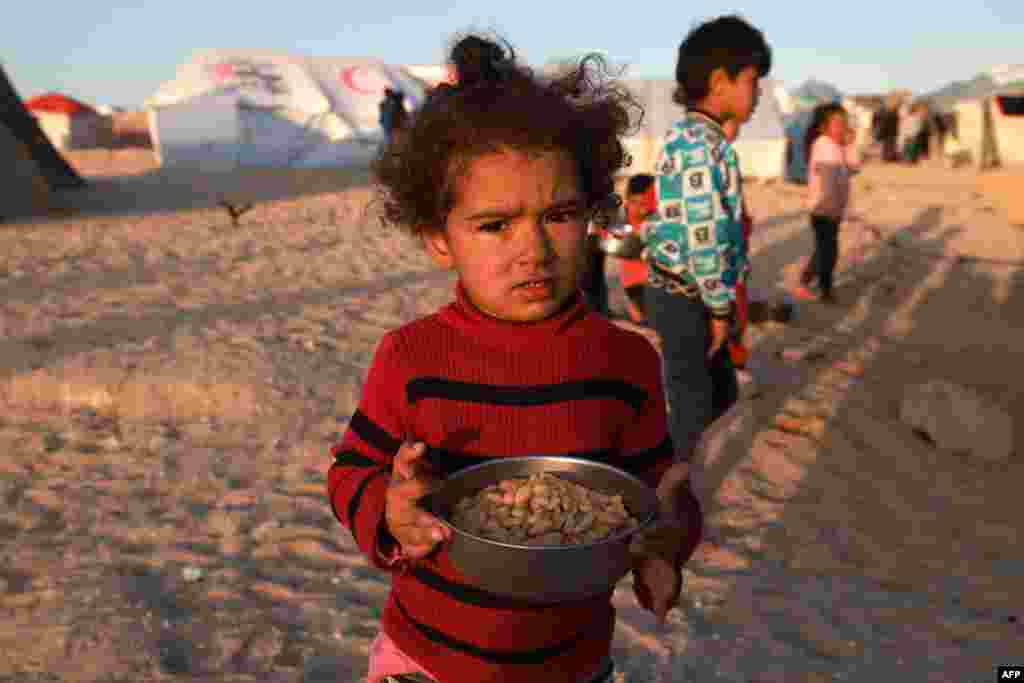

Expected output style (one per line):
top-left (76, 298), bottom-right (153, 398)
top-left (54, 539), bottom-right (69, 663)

top-left (424, 147), bottom-right (588, 323)
top-left (824, 112), bottom-right (849, 144)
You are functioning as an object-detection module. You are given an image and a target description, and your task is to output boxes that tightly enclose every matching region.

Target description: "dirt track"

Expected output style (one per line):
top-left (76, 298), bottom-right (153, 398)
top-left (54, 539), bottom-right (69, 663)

top-left (0, 150), bottom-right (1021, 682)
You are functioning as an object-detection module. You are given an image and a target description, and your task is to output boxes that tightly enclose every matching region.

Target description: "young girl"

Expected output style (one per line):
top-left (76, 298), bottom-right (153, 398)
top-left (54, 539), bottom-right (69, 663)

top-left (796, 102), bottom-right (862, 304)
top-left (326, 34), bottom-right (703, 683)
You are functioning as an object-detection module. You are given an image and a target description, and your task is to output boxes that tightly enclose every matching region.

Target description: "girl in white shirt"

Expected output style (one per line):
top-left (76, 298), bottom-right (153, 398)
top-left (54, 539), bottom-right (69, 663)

top-left (795, 103), bottom-right (861, 304)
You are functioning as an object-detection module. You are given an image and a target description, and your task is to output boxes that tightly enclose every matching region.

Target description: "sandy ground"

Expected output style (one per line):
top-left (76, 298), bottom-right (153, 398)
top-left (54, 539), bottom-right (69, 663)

top-left (0, 149), bottom-right (1021, 682)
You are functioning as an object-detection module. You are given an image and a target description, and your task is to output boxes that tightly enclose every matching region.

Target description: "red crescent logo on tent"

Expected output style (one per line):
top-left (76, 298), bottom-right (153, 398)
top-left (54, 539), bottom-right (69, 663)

top-left (340, 66), bottom-right (388, 95)
top-left (210, 62), bottom-right (236, 83)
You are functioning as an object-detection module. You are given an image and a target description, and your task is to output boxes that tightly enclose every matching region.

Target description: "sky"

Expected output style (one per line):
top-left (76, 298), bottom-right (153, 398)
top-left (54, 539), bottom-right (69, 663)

top-left (4, 0), bottom-right (1022, 108)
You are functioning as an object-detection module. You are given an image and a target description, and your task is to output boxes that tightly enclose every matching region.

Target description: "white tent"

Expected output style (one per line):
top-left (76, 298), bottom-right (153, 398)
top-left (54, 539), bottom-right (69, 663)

top-left (618, 78), bottom-right (683, 179)
top-left (955, 88), bottom-right (1024, 169)
top-left (25, 93), bottom-right (112, 151)
top-left (991, 64), bottom-right (1024, 89)
top-left (619, 78), bottom-right (788, 181)
top-left (731, 78), bottom-right (788, 180)
top-left (146, 49), bottom-right (428, 169)
top-left (406, 64), bottom-right (456, 88)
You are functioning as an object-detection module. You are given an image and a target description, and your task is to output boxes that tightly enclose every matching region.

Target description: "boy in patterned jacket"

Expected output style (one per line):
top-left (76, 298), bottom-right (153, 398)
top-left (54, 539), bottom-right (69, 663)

top-left (645, 15), bottom-right (772, 456)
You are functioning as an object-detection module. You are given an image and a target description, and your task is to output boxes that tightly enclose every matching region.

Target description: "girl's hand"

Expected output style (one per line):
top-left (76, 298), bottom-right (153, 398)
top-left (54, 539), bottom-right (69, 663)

top-left (384, 442), bottom-right (452, 560)
top-left (629, 517), bottom-right (690, 625)
top-left (631, 553), bottom-right (682, 626)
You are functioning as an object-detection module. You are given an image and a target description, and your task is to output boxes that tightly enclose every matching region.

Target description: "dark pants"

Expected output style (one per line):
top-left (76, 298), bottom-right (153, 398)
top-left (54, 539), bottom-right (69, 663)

top-left (801, 215), bottom-right (840, 295)
top-left (624, 285), bottom-right (646, 319)
top-left (584, 246), bottom-right (609, 314)
top-left (646, 286), bottom-right (738, 459)
top-left (881, 135), bottom-right (900, 162)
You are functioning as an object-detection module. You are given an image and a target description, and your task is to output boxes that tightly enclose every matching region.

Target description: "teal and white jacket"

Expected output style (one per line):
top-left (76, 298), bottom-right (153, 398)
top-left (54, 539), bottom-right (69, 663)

top-left (645, 111), bottom-right (747, 319)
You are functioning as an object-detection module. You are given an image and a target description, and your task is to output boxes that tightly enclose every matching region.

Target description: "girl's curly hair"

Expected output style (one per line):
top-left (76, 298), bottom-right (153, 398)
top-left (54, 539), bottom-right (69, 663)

top-left (372, 33), bottom-right (643, 235)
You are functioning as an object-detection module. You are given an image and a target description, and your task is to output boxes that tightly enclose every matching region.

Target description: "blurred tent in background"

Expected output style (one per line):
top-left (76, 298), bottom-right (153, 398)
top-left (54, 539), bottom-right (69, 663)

top-left (25, 92), bottom-right (113, 150)
top-left (955, 85), bottom-right (1024, 169)
top-left (1, 64), bottom-right (84, 221)
top-left (146, 50), bottom-right (428, 170)
top-left (790, 79), bottom-right (843, 109)
top-left (923, 64), bottom-right (1024, 168)
top-left (405, 64), bottom-right (456, 89)
top-left (730, 78), bottom-right (789, 180)
top-left (617, 78), bottom-right (790, 182)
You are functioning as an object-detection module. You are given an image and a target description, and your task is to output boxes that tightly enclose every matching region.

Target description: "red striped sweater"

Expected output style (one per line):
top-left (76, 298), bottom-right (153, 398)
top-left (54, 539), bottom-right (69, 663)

top-left (327, 282), bottom-right (703, 683)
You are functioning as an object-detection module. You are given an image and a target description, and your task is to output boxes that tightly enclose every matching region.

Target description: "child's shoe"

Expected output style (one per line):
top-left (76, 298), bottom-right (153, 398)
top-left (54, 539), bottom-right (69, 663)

top-left (727, 340), bottom-right (749, 369)
top-left (791, 285), bottom-right (818, 301)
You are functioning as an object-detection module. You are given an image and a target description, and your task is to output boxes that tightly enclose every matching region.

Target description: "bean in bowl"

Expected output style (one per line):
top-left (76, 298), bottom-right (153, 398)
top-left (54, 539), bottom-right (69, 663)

top-left (450, 472), bottom-right (640, 546)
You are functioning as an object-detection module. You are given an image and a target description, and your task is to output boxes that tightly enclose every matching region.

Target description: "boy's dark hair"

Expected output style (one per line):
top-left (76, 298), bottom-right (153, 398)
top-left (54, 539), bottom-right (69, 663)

top-left (803, 102), bottom-right (847, 165)
top-left (373, 33), bottom-right (642, 235)
top-left (626, 173), bottom-right (655, 197)
top-left (674, 15), bottom-right (772, 108)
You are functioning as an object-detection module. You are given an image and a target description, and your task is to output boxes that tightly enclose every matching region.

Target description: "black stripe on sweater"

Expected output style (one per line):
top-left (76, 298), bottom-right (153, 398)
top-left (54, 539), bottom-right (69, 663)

top-left (393, 594), bottom-right (588, 664)
top-left (348, 409), bottom-right (402, 455)
top-left (603, 435), bottom-right (675, 475)
top-left (327, 450), bottom-right (385, 527)
top-left (408, 566), bottom-right (603, 610)
top-left (347, 468), bottom-right (387, 546)
top-left (332, 449), bottom-right (382, 469)
top-left (406, 378), bottom-right (647, 414)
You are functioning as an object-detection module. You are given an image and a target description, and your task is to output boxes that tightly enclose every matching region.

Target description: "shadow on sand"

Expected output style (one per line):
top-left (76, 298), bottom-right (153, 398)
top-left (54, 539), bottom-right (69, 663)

top-left (668, 195), bottom-right (1024, 679)
top-left (38, 148), bottom-right (376, 222)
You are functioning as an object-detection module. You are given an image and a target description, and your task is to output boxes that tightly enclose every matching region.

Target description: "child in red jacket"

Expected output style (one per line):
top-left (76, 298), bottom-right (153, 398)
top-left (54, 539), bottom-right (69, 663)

top-left (619, 173), bottom-right (657, 324)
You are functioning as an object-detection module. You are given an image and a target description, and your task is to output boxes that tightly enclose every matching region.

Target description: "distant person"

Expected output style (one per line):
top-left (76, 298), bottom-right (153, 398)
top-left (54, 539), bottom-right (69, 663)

top-left (875, 97), bottom-right (901, 162)
top-left (870, 106), bottom-right (885, 146)
top-left (931, 109), bottom-right (950, 159)
top-left (583, 205), bottom-right (612, 315)
top-left (903, 102), bottom-right (929, 164)
top-left (795, 102), bottom-right (862, 304)
top-left (618, 173), bottom-right (658, 324)
top-left (379, 88), bottom-right (396, 139)
top-left (329, 33), bottom-right (702, 683)
top-left (379, 88), bottom-right (407, 143)
top-left (646, 14), bottom-right (771, 456)
top-left (391, 90), bottom-right (409, 139)
top-left (913, 102), bottom-right (937, 162)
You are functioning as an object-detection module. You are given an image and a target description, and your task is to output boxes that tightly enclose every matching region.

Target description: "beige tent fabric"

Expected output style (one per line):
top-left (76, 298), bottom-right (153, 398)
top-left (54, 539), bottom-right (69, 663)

top-left (955, 91), bottom-right (1024, 170)
top-left (34, 110), bottom-right (113, 150)
top-left (990, 93), bottom-right (1024, 165)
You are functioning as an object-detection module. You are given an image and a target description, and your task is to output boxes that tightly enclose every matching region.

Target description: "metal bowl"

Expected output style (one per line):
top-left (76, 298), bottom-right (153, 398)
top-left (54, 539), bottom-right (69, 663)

top-left (596, 225), bottom-right (646, 259)
top-left (430, 457), bottom-right (659, 603)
